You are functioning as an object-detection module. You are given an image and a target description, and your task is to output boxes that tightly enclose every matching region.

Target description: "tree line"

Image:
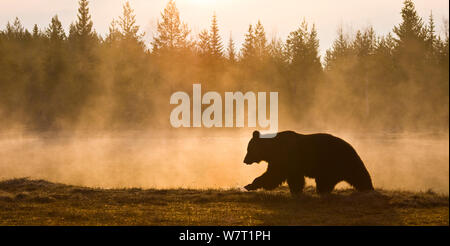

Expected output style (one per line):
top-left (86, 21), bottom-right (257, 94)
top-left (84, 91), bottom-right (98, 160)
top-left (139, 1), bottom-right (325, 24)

top-left (0, 0), bottom-right (448, 133)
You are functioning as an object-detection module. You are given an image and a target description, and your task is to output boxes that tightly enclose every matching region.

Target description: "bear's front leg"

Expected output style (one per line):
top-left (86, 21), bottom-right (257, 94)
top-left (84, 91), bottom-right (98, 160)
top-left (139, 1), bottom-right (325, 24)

top-left (244, 183), bottom-right (258, 191)
top-left (244, 172), bottom-right (284, 191)
top-left (244, 175), bottom-right (265, 191)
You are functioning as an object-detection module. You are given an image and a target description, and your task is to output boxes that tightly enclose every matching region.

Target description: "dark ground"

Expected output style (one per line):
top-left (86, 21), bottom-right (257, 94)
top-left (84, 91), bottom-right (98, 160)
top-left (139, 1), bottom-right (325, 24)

top-left (0, 178), bottom-right (448, 225)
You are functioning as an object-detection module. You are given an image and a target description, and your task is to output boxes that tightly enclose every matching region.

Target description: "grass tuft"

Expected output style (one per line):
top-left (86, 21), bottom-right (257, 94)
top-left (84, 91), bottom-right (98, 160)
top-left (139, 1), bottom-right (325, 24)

top-left (0, 178), bottom-right (447, 225)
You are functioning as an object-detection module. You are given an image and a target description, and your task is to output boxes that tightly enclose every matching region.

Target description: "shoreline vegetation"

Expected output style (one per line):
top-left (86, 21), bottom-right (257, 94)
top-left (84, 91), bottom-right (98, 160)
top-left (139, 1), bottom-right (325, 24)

top-left (0, 178), bottom-right (448, 225)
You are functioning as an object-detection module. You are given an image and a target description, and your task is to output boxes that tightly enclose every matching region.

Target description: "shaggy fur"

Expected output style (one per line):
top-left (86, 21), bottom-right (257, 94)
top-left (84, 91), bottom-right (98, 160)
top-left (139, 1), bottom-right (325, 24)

top-left (244, 131), bottom-right (374, 195)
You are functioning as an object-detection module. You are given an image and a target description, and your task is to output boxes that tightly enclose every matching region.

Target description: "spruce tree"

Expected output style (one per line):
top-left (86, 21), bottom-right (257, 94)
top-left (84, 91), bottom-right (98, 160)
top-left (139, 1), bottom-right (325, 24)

top-left (209, 13), bottom-right (223, 58)
top-left (286, 20), bottom-right (321, 73)
top-left (241, 24), bottom-right (255, 61)
top-left (324, 26), bottom-right (350, 71)
top-left (119, 1), bottom-right (143, 43)
top-left (376, 33), bottom-right (396, 57)
top-left (254, 20), bottom-right (267, 58)
top-left (268, 37), bottom-right (287, 69)
top-left (227, 33), bottom-right (237, 62)
top-left (5, 18), bottom-right (27, 40)
top-left (285, 19), bottom-right (322, 106)
top-left (105, 19), bottom-right (121, 44)
top-left (353, 27), bottom-right (376, 58)
top-left (46, 15), bottom-right (66, 42)
top-left (71, 0), bottom-right (94, 40)
top-left (32, 24), bottom-right (42, 39)
top-left (392, 0), bottom-right (428, 67)
top-left (286, 20), bottom-right (309, 64)
top-left (393, 0), bottom-right (426, 46)
top-left (198, 29), bottom-right (210, 56)
top-left (426, 12), bottom-right (436, 48)
top-left (152, 0), bottom-right (190, 54)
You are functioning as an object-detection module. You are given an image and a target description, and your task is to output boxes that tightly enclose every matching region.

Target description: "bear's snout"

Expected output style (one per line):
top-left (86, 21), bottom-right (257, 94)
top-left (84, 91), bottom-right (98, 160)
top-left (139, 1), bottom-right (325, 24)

top-left (243, 155), bottom-right (254, 165)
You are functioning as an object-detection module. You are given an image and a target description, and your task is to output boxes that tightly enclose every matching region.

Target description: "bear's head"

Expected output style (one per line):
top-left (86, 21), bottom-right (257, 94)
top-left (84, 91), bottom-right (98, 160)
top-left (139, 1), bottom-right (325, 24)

top-left (243, 130), bottom-right (270, 165)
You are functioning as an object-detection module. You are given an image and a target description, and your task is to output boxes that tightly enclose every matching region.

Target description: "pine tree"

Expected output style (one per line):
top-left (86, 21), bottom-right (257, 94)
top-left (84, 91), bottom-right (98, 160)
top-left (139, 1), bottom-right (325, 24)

top-left (286, 21), bottom-right (306, 60)
top-left (393, 0), bottom-right (426, 46)
top-left (353, 27), bottom-right (376, 58)
top-left (307, 24), bottom-right (322, 70)
top-left (105, 18), bottom-right (121, 44)
top-left (209, 13), bottom-right (223, 58)
top-left (426, 12), bottom-right (436, 47)
top-left (32, 24), bottom-right (42, 39)
top-left (392, 0), bottom-right (428, 67)
top-left (286, 20), bottom-right (322, 82)
top-left (241, 24), bottom-right (255, 61)
top-left (227, 33), bottom-right (237, 62)
top-left (5, 17), bottom-right (28, 40)
top-left (198, 29), bottom-right (210, 56)
top-left (70, 0), bottom-right (94, 40)
top-left (46, 15), bottom-right (66, 42)
top-left (376, 33), bottom-right (396, 57)
top-left (240, 21), bottom-right (268, 63)
top-left (324, 26), bottom-right (351, 71)
top-left (390, 0), bottom-right (440, 129)
top-left (68, 23), bottom-right (77, 39)
top-left (352, 27), bottom-right (377, 115)
top-left (152, 0), bottom-right (190, 54)
top-left (286, 20), bottom-right (321, 67)
top-left (268, 37), bottom-right (286, 64)
top-left (62, 0), bottom-right (98, 125)
top-left (374, 32), bottom-right (396, 79)
top-left (254, 20), bottom-right (267, 58)
top-left (425, 11), bottom-right (439, 62)
top-left (119, 1), bottom-right (144, 43)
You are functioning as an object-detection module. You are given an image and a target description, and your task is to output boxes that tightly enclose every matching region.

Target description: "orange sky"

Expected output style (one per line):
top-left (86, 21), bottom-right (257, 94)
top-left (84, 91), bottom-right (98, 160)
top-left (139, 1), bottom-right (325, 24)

top-left (1, 0), bottom-right (448, 54)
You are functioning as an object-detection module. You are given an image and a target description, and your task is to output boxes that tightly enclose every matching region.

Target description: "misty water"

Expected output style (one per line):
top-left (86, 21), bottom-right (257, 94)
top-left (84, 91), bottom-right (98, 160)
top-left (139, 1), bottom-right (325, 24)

top-left (0, 132), bottom-right (448, 194)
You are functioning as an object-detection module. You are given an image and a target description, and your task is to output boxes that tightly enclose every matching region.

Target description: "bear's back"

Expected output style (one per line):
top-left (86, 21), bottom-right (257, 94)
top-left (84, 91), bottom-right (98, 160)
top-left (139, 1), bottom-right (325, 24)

top-left (274, 131), bottom-right (338, 144)
top-left (274, 131), bottom-right (356, 161)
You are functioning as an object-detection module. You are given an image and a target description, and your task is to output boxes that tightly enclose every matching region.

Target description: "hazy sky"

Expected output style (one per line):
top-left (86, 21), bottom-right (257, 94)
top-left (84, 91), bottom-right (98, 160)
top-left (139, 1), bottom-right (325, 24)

top-left (1, 0), bottom-right (448, 54)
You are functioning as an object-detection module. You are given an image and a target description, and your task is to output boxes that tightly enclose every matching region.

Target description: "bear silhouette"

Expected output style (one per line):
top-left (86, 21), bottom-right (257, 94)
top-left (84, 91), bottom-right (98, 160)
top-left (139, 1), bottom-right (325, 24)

top-left (243, 130), bottom-right (374, 195)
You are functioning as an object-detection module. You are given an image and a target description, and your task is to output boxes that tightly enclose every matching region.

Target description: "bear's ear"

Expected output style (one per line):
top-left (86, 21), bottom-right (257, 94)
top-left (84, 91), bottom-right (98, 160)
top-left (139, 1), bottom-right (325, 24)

top-left (252, 130), bottom-right (260, 139)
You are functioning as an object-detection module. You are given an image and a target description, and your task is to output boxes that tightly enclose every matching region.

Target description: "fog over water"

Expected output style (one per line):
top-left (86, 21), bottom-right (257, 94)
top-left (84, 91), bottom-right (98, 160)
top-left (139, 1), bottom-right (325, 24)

top-left (0, 131), bottom-right (447, 194)
top-left (0, 0), bottom-right (448, 194)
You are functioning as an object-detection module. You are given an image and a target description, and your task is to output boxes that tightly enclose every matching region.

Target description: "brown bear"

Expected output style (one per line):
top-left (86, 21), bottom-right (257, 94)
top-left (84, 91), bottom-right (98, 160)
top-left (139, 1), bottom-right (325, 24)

top-left (243, 130), bottom-right (374, 195)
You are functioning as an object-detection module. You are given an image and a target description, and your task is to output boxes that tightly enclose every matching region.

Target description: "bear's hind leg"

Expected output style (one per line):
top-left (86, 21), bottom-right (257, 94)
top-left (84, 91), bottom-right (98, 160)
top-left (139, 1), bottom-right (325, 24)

top-left (287, 176), bottom-right (305, 196)
top-left (315, 178), bottom-right (338, 195)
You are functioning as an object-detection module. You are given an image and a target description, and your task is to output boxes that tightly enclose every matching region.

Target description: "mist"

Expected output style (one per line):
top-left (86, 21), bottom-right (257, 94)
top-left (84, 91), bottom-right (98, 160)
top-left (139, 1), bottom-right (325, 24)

top-left (0, 130), bottom-right (447, 194)
top-left (0, 0), bottom-right (448, 194)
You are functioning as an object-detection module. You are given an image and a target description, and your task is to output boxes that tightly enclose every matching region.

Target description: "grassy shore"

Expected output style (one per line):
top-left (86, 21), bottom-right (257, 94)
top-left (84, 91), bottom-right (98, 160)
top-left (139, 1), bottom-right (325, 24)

top-left (0, 178), bottom-right (447, 225)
